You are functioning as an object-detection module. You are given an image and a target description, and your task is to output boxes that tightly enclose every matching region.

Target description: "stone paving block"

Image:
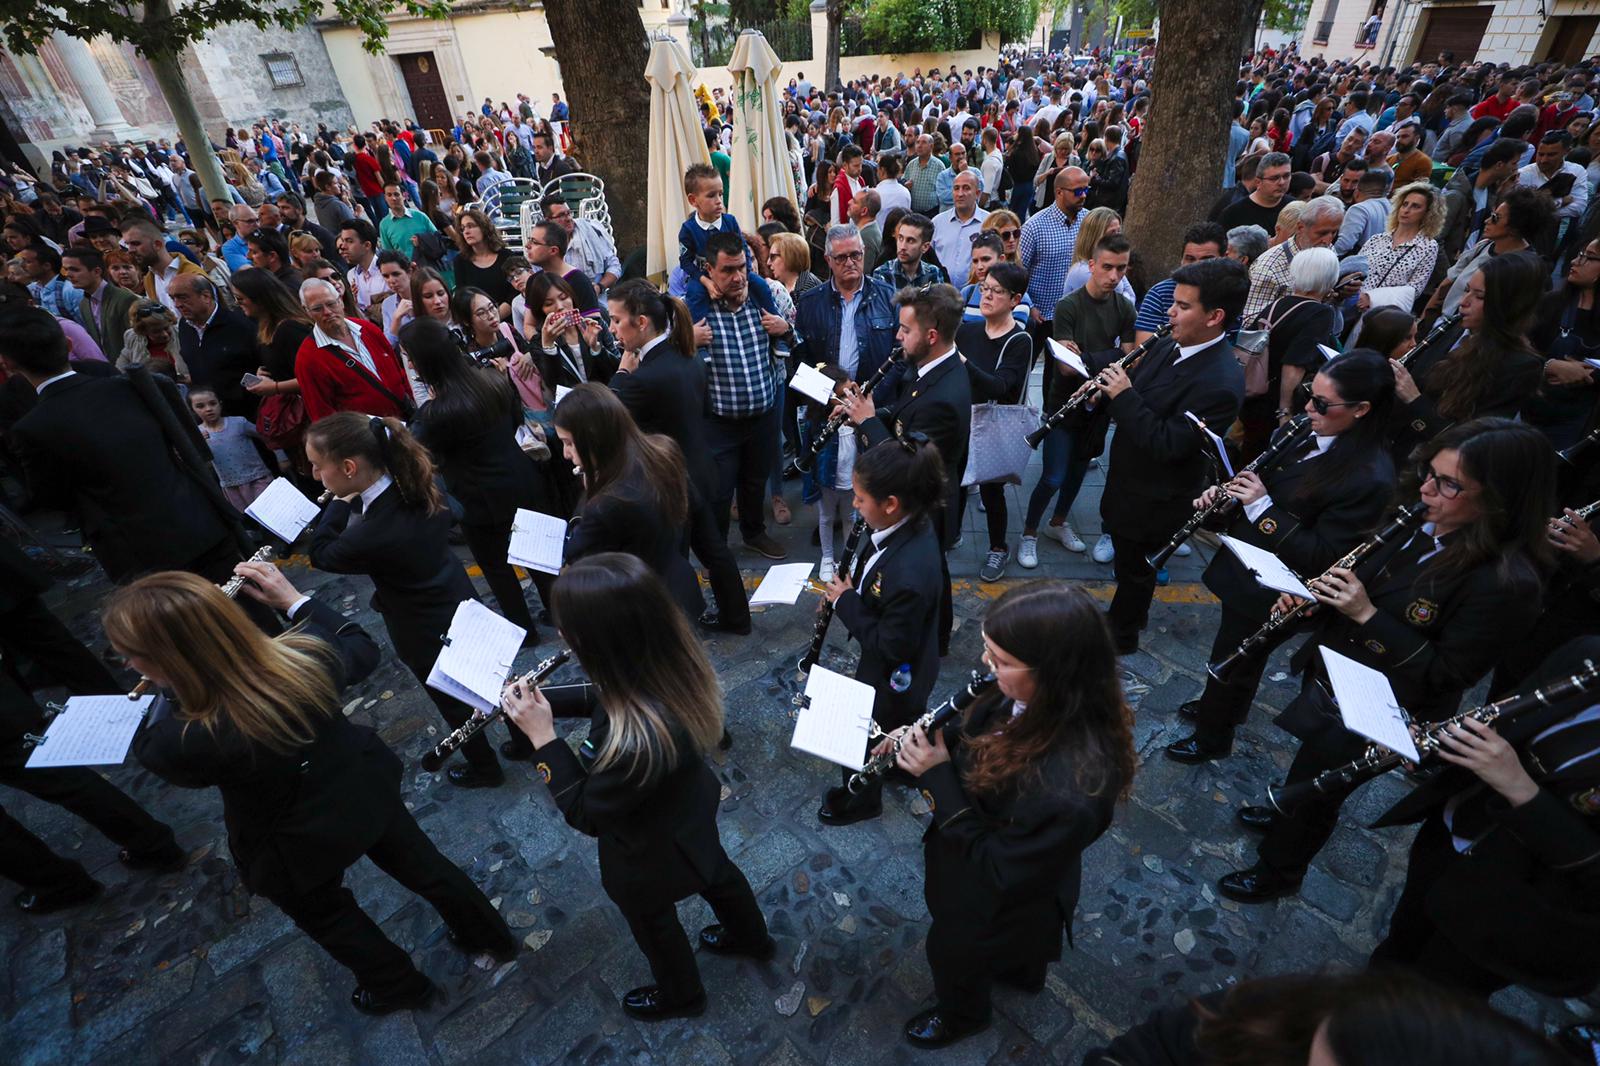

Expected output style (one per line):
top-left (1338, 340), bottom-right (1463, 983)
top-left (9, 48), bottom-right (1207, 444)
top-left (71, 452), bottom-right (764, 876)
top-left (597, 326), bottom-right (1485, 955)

top-left (430, 978), bottom-right (544, 1065)
top-left (260, 937), bottom-right (338, 1049)
top-left (733, 826), bottom-right (811, 894)
top-left (280, 1025), bottom-right (355, 1066)
top-left (203, 904), bottom-right (295, 975)
top-left (1299, 867), bottom-right (1363, 924)
top-left (10, 928), bottom-right (67, 1001)
top-left (356, 1010), bottom-right (431, 1066)
top-left (71, 956), bottom-right (201, 1061)
top-left (1, 987), bottom-right (71, 1066)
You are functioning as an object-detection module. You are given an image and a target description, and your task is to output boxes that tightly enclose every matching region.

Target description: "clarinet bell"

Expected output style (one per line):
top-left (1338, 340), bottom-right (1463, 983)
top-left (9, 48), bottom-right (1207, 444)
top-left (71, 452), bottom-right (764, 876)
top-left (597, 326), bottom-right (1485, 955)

top-left (419, 747), bottom-right (449, 773)
top-left (1024, 422), bottom-right (1050, 449)
top-left (1266, 778), bottom-right (1308, 816)
top-left (1145, 544), bottom-right (1176, 570)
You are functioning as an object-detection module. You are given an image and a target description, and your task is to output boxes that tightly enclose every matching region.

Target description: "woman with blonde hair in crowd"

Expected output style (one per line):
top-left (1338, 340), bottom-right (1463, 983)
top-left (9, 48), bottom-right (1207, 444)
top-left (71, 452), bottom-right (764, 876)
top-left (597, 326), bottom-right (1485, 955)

top-left (981, 209), bottom-right (1024, 263)
top-left (288, 232), bottom-right (324, 273)
top-left (1272, 199), bottom-right (1306, 248)
top-left (1033, 133), bottom-right (1079, 210)
top-left (1357, 180), bottom-right (1445, 315)
top-left (1061, 206), bottom-right (1136, 302)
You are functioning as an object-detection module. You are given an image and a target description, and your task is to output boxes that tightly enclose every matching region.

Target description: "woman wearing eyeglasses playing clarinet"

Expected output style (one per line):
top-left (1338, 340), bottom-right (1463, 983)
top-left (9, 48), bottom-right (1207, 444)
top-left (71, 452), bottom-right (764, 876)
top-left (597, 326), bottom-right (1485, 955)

top-left (815, 434), bottom-right (947, 828)
top-left (1218, 419), bottom-right (1553, 905)
top-left (1167, 350), bottom-right (1397, 766)
top-left (888, 582), bottom-right (1135, 1049)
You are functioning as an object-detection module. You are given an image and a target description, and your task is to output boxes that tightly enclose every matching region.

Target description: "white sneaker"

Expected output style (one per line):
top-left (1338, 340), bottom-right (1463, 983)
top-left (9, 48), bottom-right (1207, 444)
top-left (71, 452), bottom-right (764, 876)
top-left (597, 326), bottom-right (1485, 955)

top-left (1054, 521), bottom-right (1087, 553)
top-left (1018, 535), bottom-right (1039, 569)
top-left (1174, 541), bottom-right (1192, 558)
top-left (1091, 533), bottom-right (1116, 563)
top-left (819, 557), bottom-right (835, 583)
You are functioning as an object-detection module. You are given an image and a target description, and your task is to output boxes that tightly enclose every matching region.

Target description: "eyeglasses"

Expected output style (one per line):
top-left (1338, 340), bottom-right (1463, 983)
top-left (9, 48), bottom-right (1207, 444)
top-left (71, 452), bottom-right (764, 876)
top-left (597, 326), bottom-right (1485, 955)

top-left (1065, 186), bottom-right (1090, 197)
top-left (304, 301), bottom-right (342, 314)
top-left (978, 282), bottom-right (1017, 298)
top-left (1416, 463), bottom-right (1468, 499)
top-left (1575, 252), bottom-right (1600, 265)
top-left (473, 306), bottom-right (500, 320)
top-left (1308, 394), bottom-right (1361, 415)
top-left (828, 250), bottom-right (864, 263)
top-left (996, 229), bottom-right (1020, 240)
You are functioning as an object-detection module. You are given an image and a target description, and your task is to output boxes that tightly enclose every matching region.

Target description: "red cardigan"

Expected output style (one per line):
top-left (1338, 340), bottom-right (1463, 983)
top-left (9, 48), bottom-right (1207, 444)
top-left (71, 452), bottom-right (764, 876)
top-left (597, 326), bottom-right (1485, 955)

top-left (295, 317), bottom-right (412, 423)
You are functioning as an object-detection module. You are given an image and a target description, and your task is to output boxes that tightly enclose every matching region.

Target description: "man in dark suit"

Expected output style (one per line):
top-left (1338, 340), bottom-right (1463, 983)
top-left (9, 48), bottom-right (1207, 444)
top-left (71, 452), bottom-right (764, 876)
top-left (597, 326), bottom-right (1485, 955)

top-left (63, 246), bottom-right (139, 365)
top-left (0, 309), bottom-right (241, 587)
top-left (845, 282), bottom-right (971, 653)
top-left (1096, 257), bottom-right (1248, 654)
top-left (170, 272), bottom-right (263, 419)
top-left (531, 129), bottom-right (577, 187)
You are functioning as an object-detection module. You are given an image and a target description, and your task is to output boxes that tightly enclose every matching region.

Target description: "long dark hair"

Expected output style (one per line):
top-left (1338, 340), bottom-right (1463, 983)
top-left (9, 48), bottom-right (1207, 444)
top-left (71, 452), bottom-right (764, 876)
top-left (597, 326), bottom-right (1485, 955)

top-left (1356, 305), bottom-right (1416, 359)
top-left (553, 383), bottom-right (687, 526)
top-left (852, 435), bottom-right (947, 521)
top-left (399, 318), bottom-right (517, 441)
top-left (962, 582), bottom-right (1134, 801)
top-left (305, 412), bottom-right (446, 514)
top-left (607, 278), bottom-right (696, 358)
top-left (229, 266), bottom-right (311, 346)
top-left (524, 270), bottom-right (578, 337)
top-left (1294, 349), bottom-right (1395, 504)
top-left (1407, 417), bottom-right (1554, 588)
top-left (1425, 252), bottom-right (1541, 421)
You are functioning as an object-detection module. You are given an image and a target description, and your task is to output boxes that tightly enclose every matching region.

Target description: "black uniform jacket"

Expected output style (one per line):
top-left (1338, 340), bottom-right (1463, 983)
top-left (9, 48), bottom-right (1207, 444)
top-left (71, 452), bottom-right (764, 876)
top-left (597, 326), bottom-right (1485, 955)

top-left (1372, 636), bottom-right (1600, 995)
top-left (857, 351), bottom-right (972, 550)
top-left (1389, 330), bottom-right (1541, 460)
top-left (132, 599), bottom-right (388, 897)
top-left (833, 517), bottom-right (943, 727)
top-left (0, 540), bottom-right (57, 745)
top-left (1100, 336), bottom-right (1245, 544)
top-left (918, 695), bottom-right (1122, 960)
top-left (530, 684), bottom-right (728, 912)
top-left (609, 341), bottom-right (717, 503)
top-left (564, 470), bottom-right (702, 618)
top-left (413, 399), bottom-right (544, 528)
top-left (10, 373), bottom-right (230, 582)
top-left (1204, 431), bottom-right (1395, 618)
top-left (1280, 525), bottom-right (1543, 742)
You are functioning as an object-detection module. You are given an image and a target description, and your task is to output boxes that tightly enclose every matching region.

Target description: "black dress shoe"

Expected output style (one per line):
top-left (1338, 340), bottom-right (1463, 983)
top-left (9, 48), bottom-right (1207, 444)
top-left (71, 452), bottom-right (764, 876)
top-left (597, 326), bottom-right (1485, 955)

top-left (350, 980), bottom-right (435, 1015)
top-left (621, 985), bottom-right (707, 1021)
top-left (1236, 805), bottom-right (1279, 833)
top-left (499, 740), bottom-right (533, 761)
top-left (1164, 734), bottom-right (1233, 764)
top-left (718, 728), bottom-right (733, 751)
top-left (14, 879), bottom-right (102, 915)
top-left (817, 787), bottom-right (881, 827)
top-left (1177, 699), bottom-right (1200, 721)
top-left (697, 610), bottom-right (753, 636)
top-left (447, 764), bottom-right (505, 789)
top-left (120, 842), bottom-right (186, 872)
top-left (994, 964), bottom-right (1046, 994)
top-left (698, 924), bottom-right (776, 960)
top-left (1217, 865), bottom-right (1301, 904)
top-left (904, 1007), bottom-right (990, 1049)
top-left (447, 928), bottom-right (518, 963)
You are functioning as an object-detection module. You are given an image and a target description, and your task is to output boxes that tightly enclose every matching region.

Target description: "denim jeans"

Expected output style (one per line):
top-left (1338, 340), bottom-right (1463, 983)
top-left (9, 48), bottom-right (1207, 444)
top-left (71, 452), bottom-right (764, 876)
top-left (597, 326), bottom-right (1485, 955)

top-left (1022, 426), bottom-right (1091, 531)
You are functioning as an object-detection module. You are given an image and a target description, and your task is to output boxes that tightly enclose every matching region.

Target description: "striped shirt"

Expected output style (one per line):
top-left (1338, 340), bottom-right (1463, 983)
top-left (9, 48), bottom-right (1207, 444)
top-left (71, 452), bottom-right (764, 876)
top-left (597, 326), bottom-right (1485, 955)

top-left (1018, 204), bottom-right (1084, 321)
top-left (702, 298), bottom-right (781, 418)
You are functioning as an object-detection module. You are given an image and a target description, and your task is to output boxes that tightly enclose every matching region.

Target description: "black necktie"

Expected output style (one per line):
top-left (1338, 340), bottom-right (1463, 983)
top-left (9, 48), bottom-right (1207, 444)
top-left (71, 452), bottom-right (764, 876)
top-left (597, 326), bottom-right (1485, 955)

top-left (349, 495), bottom-right (365, 516)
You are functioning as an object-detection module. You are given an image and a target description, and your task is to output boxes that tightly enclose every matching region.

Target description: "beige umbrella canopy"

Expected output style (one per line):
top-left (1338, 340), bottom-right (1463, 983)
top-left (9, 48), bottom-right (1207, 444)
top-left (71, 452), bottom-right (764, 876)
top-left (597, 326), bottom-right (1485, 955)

top-left (645, 32), bottom-right (713, 282)
top-left (727, 29), bottom-right (797, 232)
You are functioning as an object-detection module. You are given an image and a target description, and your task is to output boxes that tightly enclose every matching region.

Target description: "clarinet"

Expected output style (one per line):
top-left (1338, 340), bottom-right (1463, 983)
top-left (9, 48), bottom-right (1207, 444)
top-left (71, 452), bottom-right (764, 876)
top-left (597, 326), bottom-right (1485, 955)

top-left (846, 671), bottom-right (998, 794)
top-left (797, 516), bottom-right (869, 677)
top-left (1206, 500), bottom-right (1430, 683)
top-left (1026, 323), bottom-right (1171, 448)
top-left (1559, 427), bottom-right (1600, 467)
top-left (1145, 414), bottom-right (1315, 570)
top-left (420, 649), bottom-right (572, 772)
top-left (1395, 310), bottom-right (1463, 369)
top-left (1268, 657), bottom-right (1600, 815)
top-left (795, 347), bottom-right (906, 473)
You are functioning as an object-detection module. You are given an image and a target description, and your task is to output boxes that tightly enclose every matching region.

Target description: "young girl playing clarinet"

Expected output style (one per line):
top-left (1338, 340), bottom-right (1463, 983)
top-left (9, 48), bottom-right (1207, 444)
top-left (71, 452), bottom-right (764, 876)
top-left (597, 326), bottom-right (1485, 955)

top-left (816, 432), bottom-right (947, 826)
top-left (304, 412), bottom-right (506, 789)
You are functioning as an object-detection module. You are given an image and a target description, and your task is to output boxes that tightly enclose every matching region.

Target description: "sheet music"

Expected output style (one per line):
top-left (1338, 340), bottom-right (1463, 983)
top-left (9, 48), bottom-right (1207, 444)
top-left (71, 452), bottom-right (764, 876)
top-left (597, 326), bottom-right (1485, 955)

top-left (750, 562), bottom-right (816, 606)
top-left (790, 666), bottom-right (876, 770)
top-left (507, 508), bottom-right (567, 575)
top-left (25, 696), bottom-right (154, 768)
top-left (789, 362), bottom-right (836, 405)
top-left (1047, 338), bottom-right (1090, 377)
top-left (1219, 536), bottom-right (1316, 599)
top-left (425, 600), bottom-right (527, 712)
top-left (1317, 344), bottom-right (1342, 363)
top-left (244, 478), bottom-right (323, 543)
top-left (554, 384), bottom-right (573, 405)
top-left (1185, 411), bottom-right (1235, 479)
top-left (1320, 648), bottom-right (1421, 761)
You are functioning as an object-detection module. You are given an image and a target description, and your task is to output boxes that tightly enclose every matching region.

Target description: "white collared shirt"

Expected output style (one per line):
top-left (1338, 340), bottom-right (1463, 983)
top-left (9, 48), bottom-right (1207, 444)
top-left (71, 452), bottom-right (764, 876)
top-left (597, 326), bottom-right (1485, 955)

top-left (1243, 433), bottom-right (1336, 521)
top-left (637, 332), bottom-right (669, 360)
top-left (36, 369), bottom-right (76, 392)
top-left (855, 516), bottom-right (910, 586)
top-left (347, 256), bottom-right (386, 310)
top-left (914, 346), bottom-right (957, 382)
top-left (312, 319), bottom-right (378, 376)
top-left (1171, 336), bottom-right (1221, 365)
top-left (693, 213), bottom-right (723, 232)
top-left (346, 474), bottom-right (393, 527)
top-left (152, 257), bottom-right (183, 313)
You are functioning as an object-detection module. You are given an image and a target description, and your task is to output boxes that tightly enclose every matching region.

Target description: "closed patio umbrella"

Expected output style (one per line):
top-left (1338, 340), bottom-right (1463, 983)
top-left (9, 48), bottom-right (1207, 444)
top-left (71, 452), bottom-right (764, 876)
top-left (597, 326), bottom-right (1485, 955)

top-left (726, 29), bottom-right (797, 234)
top-left (645, 31), bottom-right (712, 282)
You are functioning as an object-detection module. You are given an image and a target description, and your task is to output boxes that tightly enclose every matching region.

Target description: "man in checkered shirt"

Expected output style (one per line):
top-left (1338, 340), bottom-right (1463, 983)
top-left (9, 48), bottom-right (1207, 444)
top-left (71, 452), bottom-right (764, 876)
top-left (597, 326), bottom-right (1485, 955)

top-left (1018, 166), bottom-right (1090, 346)
top-left (1240, 196), bottom-right (1346, 324)
top-left (697, 230), bottom-right (792, 561)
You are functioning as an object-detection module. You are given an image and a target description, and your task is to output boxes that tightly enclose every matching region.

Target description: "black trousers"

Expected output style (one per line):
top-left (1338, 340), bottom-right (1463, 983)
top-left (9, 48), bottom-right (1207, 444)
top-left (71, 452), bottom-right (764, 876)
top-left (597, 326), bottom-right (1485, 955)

top-left (1369, 815), bottom-right (1508, 997)
top-left (262, 801), bottom-right (512, 998)
top-left (926, 915), bottom-right (1048, 1025)
top-left (461, 518), bottom-right (548, 635)
top-left (1255, 695), bottom-right (1365, 880)
top-left (706, 407), bottom-right (778, 542)
top-left (1191, 605), bottom-right (1272, 744)
top-left (1106, 532), bottom-right (1165, 649)
top-left (0, 594), bottom-right (122, 696)
top-left (930, 503), bottom-right (955, 656)
top-left (979, 482), bottom-right (1009, 552)
top-left (615, 849), bottom-right (767, 1001)
top-left (386, 618), bottom-right (498, 770)
top-left (687, 493), bottom-right (750, 628)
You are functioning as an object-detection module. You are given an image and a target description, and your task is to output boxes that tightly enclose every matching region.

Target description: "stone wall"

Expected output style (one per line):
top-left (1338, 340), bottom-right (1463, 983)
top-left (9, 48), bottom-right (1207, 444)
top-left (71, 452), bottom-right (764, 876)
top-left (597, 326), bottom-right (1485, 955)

top-left (188, 21), bottom-right (353, 130)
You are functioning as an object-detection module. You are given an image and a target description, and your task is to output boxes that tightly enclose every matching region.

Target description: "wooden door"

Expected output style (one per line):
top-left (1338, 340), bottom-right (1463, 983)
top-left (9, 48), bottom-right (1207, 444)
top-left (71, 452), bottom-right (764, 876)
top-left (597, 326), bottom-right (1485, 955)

top-left (397, 53), bottom-right (451, 131)
top-left (1410, 6), bottom-right (1493, 64)
top-left (1545, 16), bottom-right (1600, 65)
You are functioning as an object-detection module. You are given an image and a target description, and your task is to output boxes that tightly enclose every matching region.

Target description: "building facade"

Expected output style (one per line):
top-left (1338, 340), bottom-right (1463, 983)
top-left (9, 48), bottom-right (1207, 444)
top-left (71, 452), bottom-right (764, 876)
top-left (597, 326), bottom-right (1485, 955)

top-left (1302, 0), bottom-right (1600, 67)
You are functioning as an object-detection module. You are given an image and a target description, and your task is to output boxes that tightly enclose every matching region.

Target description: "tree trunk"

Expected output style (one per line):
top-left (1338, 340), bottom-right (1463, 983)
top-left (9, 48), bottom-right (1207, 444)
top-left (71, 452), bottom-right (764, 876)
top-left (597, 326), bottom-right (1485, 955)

top-left (543, 0), bottom-right (653, 256)
top-left (1124, 0), bottom-right (1253, 280)
top-left (824, 0), bottom-right (841, 91)
top-left (141, 0), bottom-right (230, 205)
top-left (1239, 0), bottom-right (1266, 54)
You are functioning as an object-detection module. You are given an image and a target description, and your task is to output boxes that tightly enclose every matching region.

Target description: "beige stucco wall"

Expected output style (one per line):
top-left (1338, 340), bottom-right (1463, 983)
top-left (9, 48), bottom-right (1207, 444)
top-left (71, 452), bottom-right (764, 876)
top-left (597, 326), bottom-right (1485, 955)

top-left (1302, 0), bottom-right (1600, 65)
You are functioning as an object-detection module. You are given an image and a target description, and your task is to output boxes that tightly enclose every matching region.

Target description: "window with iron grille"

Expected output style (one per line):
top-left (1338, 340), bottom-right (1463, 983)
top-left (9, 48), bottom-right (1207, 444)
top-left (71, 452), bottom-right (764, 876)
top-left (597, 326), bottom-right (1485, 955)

top-left (262, 53), bottom-right (303, 89)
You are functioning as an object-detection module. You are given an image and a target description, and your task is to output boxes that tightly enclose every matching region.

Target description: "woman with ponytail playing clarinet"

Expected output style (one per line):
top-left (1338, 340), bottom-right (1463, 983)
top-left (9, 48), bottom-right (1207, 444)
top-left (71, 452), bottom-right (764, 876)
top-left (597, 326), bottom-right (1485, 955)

top-left (304, 413), bottom-right (506, 789)
top-left (816, 434), bottom-right (946, 827)
top-left (124, 560), bottom-right (513, 1017)
top-left (1219, 418), bottom-right (1553, 904)
top-left (889, 582), bottom-right (1135, 1048)
top-left (1166, 350), bottom-right (1398, 766)
top-left (501, 554), bottom-right (771, 1022)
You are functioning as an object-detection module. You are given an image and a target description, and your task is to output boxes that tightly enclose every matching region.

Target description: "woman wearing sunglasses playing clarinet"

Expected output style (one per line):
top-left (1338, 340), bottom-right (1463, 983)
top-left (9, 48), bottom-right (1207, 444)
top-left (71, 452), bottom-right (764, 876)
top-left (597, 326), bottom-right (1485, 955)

top-left (1218, 418), bottom-right (1553, 904)
top-left (1167, 350), bottom-right (1397, 765)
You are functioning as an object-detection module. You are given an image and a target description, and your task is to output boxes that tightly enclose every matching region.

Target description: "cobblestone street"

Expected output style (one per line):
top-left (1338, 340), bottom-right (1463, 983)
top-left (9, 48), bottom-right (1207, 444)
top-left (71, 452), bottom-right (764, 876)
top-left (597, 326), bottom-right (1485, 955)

top-left (2, 454), bottom-right (1593, 1065)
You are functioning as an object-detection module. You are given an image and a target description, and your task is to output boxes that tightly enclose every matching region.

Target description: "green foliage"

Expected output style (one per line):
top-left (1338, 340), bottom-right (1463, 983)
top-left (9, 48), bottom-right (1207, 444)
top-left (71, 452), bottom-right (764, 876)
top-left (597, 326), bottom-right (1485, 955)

top-left (0, 0), bottom-right (452, 58)
top-left (859, 0), bottom-right (1041, 52)
top-left (1264, 0), bottom-right (1311, 32)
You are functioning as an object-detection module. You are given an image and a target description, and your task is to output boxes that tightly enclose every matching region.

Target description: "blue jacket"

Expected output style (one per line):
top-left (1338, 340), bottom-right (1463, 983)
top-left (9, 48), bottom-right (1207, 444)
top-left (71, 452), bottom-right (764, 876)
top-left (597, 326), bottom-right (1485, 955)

top-left (791, 277), bottom-right (903, 404)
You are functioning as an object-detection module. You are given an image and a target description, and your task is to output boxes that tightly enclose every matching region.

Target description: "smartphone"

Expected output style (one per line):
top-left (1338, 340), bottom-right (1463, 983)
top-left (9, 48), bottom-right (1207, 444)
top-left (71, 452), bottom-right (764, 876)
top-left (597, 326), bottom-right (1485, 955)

top-left (240, 372), bottom-right (263, 387)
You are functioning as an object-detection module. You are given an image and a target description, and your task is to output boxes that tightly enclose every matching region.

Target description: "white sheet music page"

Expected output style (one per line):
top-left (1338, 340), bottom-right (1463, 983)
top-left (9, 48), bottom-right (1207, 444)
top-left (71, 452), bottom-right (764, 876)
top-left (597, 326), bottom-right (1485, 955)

top-left (1320, 648), bottom-right (1421, 761)
top-left (750, 562), bottom-right (816, 606)
top-left (1219, 536), bottom-right (1316, 599)
top-left (1046, 338), bottom-right (1090, 377)
top-left (790, 362), bottom-right (837, 405)
top-left (791, 666), bottom-right (876, 770)
top-left (425, 600), bottom-right (526, 712)
top-left (244, 478), bottom-right (322, 543)
top-left (507, 509), bottom-right (567, 575)
top-left (1185, 411), bottom-right (1235, 478)
top-left (26, 695), bottom-right (155, 768)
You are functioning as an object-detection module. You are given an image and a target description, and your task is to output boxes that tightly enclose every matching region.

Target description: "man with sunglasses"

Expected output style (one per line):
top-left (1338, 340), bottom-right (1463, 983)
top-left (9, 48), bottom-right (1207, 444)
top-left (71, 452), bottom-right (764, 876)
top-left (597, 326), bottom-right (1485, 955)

top-left (1018, 166), bottom-right (1091, 357)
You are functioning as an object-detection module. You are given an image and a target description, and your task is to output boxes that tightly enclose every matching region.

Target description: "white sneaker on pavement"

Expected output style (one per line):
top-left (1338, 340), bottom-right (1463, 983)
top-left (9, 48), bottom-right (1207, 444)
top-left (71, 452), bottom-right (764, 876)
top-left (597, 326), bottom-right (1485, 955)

top-left (1053, 521), bottom-right (1087, 553)
top-left (1091, 533), bottom-right (1116, 563)
top-left (1018, 536), bottom-right (1039, 569)
top-left (819, 557), bottom-right (835, 583)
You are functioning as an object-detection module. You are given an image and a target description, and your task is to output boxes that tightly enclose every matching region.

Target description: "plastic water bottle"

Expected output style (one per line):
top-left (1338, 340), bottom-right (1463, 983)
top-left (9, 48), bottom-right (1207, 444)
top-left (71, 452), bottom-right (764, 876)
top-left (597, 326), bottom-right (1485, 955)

top-left (889, 663), bottom-right (912, 693)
